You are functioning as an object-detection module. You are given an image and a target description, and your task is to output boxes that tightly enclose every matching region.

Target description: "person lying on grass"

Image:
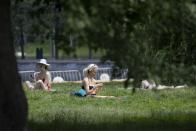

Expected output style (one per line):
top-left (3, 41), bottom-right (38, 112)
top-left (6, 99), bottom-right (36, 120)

top-left (25, 59), bottom-right (52, 91)
top-left (81, 64), bottom-right (103, 96)
top-left (141, 79), bottom-right (188, 90)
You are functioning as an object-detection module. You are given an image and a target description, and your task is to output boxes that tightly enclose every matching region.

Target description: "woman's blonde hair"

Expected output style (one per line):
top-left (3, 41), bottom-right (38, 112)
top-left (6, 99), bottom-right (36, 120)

top-left (83, 64), bottom-right (98, 77)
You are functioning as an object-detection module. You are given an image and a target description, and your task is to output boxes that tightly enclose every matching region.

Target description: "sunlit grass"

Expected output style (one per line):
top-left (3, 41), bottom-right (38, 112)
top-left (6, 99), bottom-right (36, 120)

top-left (25, 82), bottom-right (196, 131)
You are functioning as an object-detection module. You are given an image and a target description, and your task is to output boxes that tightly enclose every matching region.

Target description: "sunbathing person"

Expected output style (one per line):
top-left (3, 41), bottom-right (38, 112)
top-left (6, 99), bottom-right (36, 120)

top-left (25, 59), bottom-right (52, 91)
top-left (73, 64), bottom-right (117, 98)
top-left (141, 79), bottom-right (187, 90)
top-left (73, 64), bottom-right (103, 97)
top-left (81, 64), bottom-right (103, 96)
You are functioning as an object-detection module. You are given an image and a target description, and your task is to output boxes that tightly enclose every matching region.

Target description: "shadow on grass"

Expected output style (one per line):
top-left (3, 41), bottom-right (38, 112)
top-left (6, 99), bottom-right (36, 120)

top-left (28, 112), bottom-right (196, 131)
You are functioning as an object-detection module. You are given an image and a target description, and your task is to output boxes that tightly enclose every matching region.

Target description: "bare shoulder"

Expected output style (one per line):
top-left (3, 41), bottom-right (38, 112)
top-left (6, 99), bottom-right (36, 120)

top-left (83, 77), bottom-right (88, 82)
top-left (46, 71), bottom-right (51, 75)
top-left (46, 71), bottom-right (51, 77)
top-left (92, 78), bottom-right (96, 82)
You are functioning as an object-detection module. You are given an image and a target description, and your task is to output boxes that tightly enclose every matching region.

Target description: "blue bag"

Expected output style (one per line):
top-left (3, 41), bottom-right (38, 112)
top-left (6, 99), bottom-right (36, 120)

top-left (75, 89), bottom-right (87, 97)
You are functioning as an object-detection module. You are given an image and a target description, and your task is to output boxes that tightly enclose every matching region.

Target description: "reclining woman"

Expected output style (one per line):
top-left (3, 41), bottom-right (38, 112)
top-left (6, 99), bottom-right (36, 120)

top-left (75, 64), bottom-right (103, 96)
top-left (25, 59), bottom-right (52, 91)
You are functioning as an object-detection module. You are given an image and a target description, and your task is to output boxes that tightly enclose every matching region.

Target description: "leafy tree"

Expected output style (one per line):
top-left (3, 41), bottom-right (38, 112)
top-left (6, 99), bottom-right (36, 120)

top-left (75, 0), bottom-right (196, 86)
top-left (12, 0), bottom-right (196, 86)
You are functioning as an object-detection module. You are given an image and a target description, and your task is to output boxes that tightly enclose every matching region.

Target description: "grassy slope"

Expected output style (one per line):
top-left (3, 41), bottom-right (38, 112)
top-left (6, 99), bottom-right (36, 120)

top-left (25, 82), bottom-right (196, 131)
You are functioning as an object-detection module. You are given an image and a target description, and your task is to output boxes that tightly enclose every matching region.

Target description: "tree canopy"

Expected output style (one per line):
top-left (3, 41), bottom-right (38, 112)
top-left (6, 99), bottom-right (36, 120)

top-left (12, 0), bottom-right (196, 86)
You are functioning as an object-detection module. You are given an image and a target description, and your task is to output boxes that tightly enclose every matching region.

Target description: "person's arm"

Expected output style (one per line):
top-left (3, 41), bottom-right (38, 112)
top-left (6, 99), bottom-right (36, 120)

top-left (95, 83), bottom-right (103, 87)
top-left (46, 71), bottom-right (52, 83)
top-left (92, 78), bottom-right (103, 88)
top-left (45, 72), bottom-right (52, 90)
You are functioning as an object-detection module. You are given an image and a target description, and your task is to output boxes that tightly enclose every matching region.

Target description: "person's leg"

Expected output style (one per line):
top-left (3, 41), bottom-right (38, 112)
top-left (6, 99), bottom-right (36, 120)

top-left (35, 80), bottom-right (48, 90)
top-left (91, 89), bottom-right (97, 94)
top-left (25, 81), bottom-right (34, 90)
top-left (94, 85), bottom-right (103, 94)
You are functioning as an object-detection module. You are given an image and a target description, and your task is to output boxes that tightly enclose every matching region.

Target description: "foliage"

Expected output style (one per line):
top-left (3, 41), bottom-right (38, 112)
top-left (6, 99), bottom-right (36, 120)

top-left (79, 0), bottom-right (196, 87)
top-left (58, 0), bottom-right (196, 86)
top-left (12, 0), bottom-right (51, 44)
top-left (12, 0), bottom-right (196, 86)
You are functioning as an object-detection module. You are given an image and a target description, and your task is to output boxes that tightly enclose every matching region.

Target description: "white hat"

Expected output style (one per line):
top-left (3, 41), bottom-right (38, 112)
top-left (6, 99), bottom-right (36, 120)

top-left (37, 59), bottom-right (50, 66)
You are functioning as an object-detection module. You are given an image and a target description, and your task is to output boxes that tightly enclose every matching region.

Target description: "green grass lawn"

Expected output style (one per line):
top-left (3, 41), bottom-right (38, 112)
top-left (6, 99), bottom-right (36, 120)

top-left (16, 42), bottom-right (105, 59)
top-left (25, 82), bottom-right (196, 131)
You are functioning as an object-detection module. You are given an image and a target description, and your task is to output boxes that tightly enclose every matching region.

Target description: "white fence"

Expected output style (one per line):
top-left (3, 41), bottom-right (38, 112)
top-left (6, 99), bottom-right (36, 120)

top-left (19, 68), bottom-right (128, 82)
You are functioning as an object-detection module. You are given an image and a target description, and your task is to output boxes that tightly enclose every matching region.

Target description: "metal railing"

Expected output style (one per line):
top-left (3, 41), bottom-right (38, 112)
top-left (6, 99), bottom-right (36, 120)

top-left (19, 68), bottom-right (128, 82)
top-left (19, 71), bottom-right (35, 82)
top-left (95, 68), bottom-right (128, 80)
top-left (51, 70), bottom-right (82, 81)
top-left (33, 70), bottom-right (82, 82)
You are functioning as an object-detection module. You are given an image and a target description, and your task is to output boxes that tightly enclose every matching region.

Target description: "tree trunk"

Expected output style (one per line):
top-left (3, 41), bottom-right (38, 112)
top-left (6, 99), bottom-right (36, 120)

top-left (20, 24), bottom-right (25, 59)
top-left (0, 0), bottom-right (28, 131)
top-left (53, 1), bottom-right (60, 59)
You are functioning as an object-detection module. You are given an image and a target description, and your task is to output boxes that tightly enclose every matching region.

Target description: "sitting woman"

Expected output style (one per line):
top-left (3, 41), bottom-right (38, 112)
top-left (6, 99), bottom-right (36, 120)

top-left (25, 59), bottom-right (52, 91)
top-left (81, 64), bottom-right (103, 96)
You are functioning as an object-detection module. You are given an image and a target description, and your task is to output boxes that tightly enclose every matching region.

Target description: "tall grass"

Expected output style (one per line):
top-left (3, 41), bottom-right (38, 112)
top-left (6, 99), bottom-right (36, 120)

top-left (25, 82), bottom-right (196, 131)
